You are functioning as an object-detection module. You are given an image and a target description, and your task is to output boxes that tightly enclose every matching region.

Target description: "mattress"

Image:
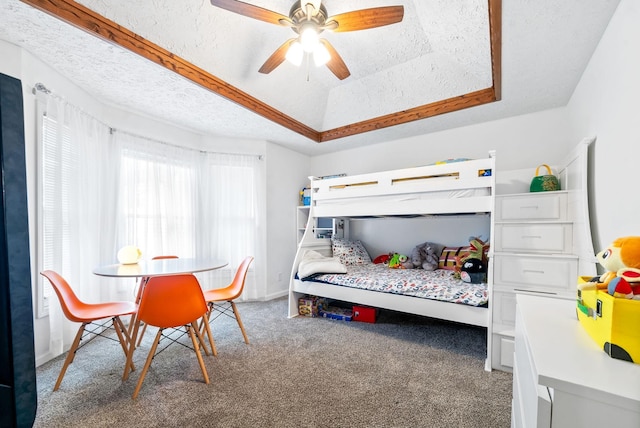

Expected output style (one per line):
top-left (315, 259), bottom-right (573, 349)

top-left (302, 263), bottom-right (488, 307)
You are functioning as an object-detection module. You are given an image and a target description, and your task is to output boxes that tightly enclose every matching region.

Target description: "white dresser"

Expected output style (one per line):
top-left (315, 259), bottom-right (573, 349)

top-left (491, 139), bottom-right (597, 372)
top-left (492, 191), bottom-right (578, 371)
top-left (513, 294), bottom-right (640, 428)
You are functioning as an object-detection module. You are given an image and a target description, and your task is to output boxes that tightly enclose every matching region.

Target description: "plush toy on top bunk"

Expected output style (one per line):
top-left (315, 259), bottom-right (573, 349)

top-left (581, 236), bottom-right (640, 299)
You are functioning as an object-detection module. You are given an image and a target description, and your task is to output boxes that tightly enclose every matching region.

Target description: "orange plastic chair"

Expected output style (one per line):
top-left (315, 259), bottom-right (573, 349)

top-left (130, 274), bottom-right (214, 399)
top-left (40, 270), bottom-right (137, 391)
top-left (201, 257), bottom-right (253, 346)
top-left (134, 255), bottom-right (179, 347)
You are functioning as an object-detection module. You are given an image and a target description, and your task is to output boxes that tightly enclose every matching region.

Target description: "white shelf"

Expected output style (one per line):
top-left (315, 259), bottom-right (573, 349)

top-left (296, 206), bottom-right (335, 243)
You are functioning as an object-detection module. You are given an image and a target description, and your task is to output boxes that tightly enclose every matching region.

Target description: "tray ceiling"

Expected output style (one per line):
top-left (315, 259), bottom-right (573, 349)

top-left (0, 0), bottom-right (621, 155)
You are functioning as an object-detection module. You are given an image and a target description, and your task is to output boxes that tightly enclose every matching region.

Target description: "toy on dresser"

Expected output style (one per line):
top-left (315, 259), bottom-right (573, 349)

top-left (576, 236), bottom-right (640, 364)
top-left (581, 236), bottom-right (640, 299)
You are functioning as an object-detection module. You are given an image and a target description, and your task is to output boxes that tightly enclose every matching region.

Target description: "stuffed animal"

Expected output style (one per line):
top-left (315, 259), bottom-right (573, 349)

top-left (583, 236), bottom-right (640, 299)
top-left (466, 237), bottom-right (489, 265)
top-left (373, 254), bottom-right (390, 265)
top-left (388, 253), bottom-right (412, 269)
top-left (460, 258), bottom-right (485, 283)
top-left (410, 242), bottom-right (442, 270)
top-left (459, 238), bottom-right (488, 283)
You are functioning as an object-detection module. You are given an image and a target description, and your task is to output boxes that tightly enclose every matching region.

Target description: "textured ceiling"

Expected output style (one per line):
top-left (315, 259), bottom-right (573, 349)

top-left (0, 0), bottom-right (621, 155)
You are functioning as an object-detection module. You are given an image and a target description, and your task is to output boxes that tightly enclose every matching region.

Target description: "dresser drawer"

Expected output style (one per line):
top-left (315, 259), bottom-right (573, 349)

top-left (495, 223), bottom-right (573, 253)
top-left (493, 290), bottom-right (517, 327)
top-left (492, 332), bottom-right (515, 372)
top-left (494, 254), bottom-right (578, 293)
top-left (496, 193), bottom-right (567, 222)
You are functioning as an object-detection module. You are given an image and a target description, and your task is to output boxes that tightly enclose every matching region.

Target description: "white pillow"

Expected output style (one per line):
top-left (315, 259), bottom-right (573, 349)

top-left (298, 250), bottom-right (347, 279)
top-left (332, 238), bottom-right (372, 265)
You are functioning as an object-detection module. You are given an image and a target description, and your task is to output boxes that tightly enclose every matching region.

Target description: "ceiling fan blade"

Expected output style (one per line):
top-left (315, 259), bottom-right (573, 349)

top-left (320, 39), bottom-right (350, 80)
top-left (325, 6), bottom-right (404, 32)
top-left (258, 38), bottom-right (296, 74)
top-left (210, 0), bottom-right (293, 26)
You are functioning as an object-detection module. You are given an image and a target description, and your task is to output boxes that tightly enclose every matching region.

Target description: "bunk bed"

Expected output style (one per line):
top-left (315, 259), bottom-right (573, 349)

top-left (288, 153), bottom-right (496, 332)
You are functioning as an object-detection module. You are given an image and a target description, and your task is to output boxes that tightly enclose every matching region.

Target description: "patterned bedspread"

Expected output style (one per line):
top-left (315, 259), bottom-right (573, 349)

top-left (304, 263), bottom-right (488, 307)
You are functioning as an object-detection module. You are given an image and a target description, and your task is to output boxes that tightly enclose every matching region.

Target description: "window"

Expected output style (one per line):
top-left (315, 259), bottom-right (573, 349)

top-left (37, 116), bottom-right (73, 317)
top-left (37, 102), bottom-right (262, 320)
top-left (118, 147), bottom-right (197, 259)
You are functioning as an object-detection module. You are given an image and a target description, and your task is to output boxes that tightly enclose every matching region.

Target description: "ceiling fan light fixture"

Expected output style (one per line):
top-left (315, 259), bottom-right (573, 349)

top-left (210, 0), bottom-right (404, 80)
top-left (300, 25), bottom-right (320, 52)
top-left (285, 41), bottom-right (304, 66)
top-left (313, 42), bottom-right (330, 67)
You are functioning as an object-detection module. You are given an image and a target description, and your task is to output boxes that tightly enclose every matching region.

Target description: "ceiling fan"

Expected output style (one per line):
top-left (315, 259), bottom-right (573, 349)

top-left (210, 0), bottom-right (404, 80)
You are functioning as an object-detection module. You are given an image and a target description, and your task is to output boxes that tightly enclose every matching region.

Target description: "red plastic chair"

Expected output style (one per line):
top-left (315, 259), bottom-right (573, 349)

top-left (40, 270), bottom-right (137, 391)
top-left (130, 274), bottom-right (213, 399)
top-left (201, 257), bottom-right (254, 346)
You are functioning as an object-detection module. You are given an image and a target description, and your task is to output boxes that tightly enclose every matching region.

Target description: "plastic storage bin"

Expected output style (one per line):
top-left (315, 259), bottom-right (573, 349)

top-left (576, 276), bottom-right (640, 363)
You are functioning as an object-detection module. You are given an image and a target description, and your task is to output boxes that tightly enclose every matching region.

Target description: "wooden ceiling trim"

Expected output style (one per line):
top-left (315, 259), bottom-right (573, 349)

top-left (20, 0), bottom-right (501, 145)
top-left (489, 0), bottom-right (502, 101)
top-left (318, 87), bottom-right (497, 142)
top-left (20, 0), bottom-right (320, 142)
top-left (319, 0), bottom-right (502, 143)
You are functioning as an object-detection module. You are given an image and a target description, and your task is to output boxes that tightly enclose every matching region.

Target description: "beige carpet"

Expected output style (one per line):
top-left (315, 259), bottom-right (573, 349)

top-left (34, 297), bottom-right (513, 427)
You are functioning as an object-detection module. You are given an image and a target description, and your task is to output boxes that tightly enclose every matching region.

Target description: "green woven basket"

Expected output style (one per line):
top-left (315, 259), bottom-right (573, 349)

top-left (530, 164), bottom-right (559, 192)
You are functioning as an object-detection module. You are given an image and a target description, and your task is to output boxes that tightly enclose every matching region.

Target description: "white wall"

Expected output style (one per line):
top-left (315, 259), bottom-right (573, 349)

top-left (566, 0), bottom-right (638, 252)
top-left (348, 215), bottom-right (492, 260)
top-left (265, 142), bottom-right (310, 299)
top-left (309, 107), bottom-right (573, 177)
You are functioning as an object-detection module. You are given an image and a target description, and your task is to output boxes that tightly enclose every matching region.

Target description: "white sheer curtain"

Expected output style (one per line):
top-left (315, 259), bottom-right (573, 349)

top-left (113, 134), bottom-right (263, 300)
top-left (40, 96), bottom-right (120, 358)
top-left (114, 133), bottom-right (199, 259)
top-left (196, 152), bottom-right (262, 299)
top-left (39, 95), bottom-right (264, 362)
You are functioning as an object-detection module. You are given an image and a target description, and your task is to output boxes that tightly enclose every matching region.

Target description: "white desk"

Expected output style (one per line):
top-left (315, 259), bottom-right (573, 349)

top-left (512, 294), bottom-right (640, 427)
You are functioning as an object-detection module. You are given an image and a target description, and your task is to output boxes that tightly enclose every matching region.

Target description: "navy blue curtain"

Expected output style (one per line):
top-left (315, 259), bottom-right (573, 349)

top-left (0, 73), bottom-right (37, 427)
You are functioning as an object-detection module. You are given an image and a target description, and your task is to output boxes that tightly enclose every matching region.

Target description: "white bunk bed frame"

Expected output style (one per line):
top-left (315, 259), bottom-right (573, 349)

top-left (288, 152), bottom-right (497, 333)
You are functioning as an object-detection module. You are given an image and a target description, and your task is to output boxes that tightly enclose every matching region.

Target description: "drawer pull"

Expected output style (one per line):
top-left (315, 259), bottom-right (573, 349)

top-left (521, 235), bottom-right (542, 239)
top-left (513, 288), bottom-right (557, 295)
top-left (520, 205), bottom-right (539, 210)
top-left (523, 269), bottom-right (545, 274)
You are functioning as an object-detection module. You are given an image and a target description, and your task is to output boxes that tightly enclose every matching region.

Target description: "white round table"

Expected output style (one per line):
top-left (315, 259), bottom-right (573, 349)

top-left (93, 257), bottom-right (228, 277)
top-left (93, 257), bottom-right (228, 381)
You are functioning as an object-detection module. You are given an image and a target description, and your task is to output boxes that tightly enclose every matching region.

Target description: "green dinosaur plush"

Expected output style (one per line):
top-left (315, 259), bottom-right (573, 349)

top-left (388, 252), bottom-right (412, 269)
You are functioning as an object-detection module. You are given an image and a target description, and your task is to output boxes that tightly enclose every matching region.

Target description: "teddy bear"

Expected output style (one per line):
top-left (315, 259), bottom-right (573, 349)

top-left (583, 236), bottom-right (640, 299)
top-left (410, 242), bottom-right (442, 270)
